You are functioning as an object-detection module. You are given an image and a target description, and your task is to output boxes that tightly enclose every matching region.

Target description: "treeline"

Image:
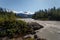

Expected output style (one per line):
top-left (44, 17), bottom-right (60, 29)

top-left (0, 7), bottom-right (16, 21)
top-left (32, 7), bottom-right (60, 20)
top-left (0, 7), bottom-right (33, 38)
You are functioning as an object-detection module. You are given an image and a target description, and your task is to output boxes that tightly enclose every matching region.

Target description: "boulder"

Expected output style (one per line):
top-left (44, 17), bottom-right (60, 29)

top-left (27, 22), bottom-right (44, 30)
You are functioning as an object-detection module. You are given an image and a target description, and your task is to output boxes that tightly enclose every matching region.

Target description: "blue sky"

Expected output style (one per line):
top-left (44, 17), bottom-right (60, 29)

top-left (0, 0), bottom-right (60, 13)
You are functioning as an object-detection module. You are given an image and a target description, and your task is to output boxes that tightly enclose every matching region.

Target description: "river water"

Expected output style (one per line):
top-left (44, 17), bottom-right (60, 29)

top-left (17, 18), bottom-right (60, 40)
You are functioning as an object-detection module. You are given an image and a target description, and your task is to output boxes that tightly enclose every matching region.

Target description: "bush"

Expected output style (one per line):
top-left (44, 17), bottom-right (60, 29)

top-left (0, 19), bottom-right (29, 38)
top-left (0, 7), bottom-right (31, 38)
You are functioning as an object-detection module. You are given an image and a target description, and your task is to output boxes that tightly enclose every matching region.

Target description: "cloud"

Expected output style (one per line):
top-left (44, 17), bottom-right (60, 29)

top-left (12, 10), bottom-right (24, 13)
top-left (12, 10), bottom-right (34, 14)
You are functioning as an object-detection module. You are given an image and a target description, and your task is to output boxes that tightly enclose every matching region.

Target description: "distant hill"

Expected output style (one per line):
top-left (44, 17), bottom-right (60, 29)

top-left (16, 13), bottom-right (33, 18)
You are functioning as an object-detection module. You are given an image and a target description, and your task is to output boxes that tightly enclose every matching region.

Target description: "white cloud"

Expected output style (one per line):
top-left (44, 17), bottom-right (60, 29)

top-left (12, 10), bottom-right (24, 13)
top-left (12, 10), bottom-right (34, 14)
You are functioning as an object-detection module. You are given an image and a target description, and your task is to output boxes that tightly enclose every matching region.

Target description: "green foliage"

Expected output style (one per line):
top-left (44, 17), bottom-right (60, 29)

top-left (0, 7), bottom-right (31, 38)
top-left (32, 7), bottom-right (60, 21)
top-left (0, 20), bottom-right (28, 38)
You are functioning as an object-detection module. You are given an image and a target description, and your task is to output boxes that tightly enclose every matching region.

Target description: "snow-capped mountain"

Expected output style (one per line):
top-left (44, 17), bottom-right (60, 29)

top-left (13, 11), bottom-right (34, 18)
top-left (13, 11), bottom-right (34, 14)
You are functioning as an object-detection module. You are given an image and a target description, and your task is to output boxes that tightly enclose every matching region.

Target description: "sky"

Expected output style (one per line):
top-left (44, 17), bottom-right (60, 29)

top-left (0, 0), bottom-right (60, 14)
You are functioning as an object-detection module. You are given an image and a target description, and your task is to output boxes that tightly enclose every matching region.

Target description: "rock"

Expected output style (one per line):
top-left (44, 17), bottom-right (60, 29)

top-left (34, 34), bottom-right (38, 39)
top-left (27, 22), bottom-right (44, 30)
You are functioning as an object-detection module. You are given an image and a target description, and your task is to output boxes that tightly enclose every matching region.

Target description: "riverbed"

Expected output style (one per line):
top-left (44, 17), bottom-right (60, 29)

top-left (17, 18), bottom-right (60, 40)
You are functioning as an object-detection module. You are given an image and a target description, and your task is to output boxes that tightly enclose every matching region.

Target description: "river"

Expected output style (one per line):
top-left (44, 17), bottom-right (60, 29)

top-left (17, 18), bottom-right (60, 40)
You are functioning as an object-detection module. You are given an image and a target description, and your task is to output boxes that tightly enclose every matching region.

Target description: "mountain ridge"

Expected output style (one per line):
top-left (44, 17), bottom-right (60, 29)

top-left (16, 13), bottom-right (33, 18)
